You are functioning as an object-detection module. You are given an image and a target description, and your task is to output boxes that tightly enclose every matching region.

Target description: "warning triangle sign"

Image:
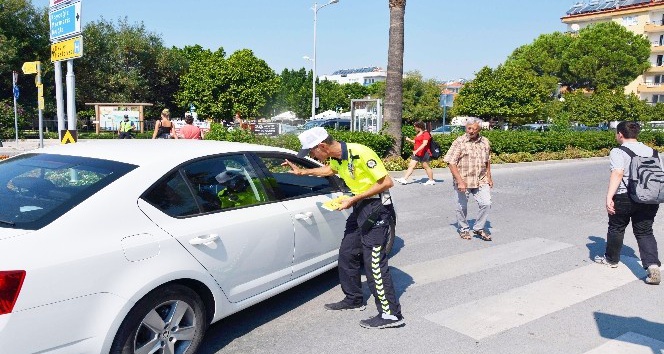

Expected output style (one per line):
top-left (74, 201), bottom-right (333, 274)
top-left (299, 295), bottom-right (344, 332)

top-left (61, 130), bottom-right (77, 144)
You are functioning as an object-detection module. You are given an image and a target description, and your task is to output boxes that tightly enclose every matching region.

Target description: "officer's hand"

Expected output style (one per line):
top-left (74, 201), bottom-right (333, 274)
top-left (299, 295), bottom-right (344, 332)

top-left (337, 197), bottom-right (356, 210)
top-left (281, 159), bottom-right (301, 175)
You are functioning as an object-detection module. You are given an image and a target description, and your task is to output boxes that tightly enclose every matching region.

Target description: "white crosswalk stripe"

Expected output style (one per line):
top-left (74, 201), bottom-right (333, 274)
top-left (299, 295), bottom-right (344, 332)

top-left (583, 332), bottom-right (664, 354)
top-left (399, 237), bottom-right (573, 286)
top-left (424, 255), bottom-right (646, 340)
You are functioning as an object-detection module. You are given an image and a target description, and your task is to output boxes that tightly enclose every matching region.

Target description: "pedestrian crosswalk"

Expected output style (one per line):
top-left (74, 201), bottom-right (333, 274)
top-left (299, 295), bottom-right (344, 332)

top-left (583, 332), bottom-right (664, 353)
top-left (424, 255), bottom-right (643, 340)
top-left (400, 237), bottom-right (573, 287)
top-left (394, 237), bottom-right (661, 351)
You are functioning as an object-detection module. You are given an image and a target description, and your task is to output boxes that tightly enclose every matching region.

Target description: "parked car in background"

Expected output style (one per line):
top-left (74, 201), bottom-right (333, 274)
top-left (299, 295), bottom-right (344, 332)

top-left (303, 118), bottom-right (351, 131)
top-left (0, 140), bottom-right (397, 353)
top-left (430, 125), bottom-right (466, 135)
top-left (516, 123), bottom-right (552, 132)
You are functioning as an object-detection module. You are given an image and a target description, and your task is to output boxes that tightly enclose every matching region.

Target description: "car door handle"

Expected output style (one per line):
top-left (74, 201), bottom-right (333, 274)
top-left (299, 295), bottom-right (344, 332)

top-left (189, 234), bottom-right (219, 245)
top-left (294, 212), bottom-right (314, 220)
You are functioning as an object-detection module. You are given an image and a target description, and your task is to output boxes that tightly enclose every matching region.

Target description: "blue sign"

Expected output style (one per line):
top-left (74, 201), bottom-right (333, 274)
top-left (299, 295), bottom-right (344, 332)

top-left (13, 85), bottom-right (19, 100)
top-left (439, 94), bottom-right (454, 108)
top-left (49, 1), bottom-right (81, 42)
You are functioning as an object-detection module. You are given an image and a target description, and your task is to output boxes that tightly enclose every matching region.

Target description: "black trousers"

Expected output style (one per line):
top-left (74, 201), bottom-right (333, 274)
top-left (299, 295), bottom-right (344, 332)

top-left (606, 193), bottom-right (661, 269)
top-left (338, 198), bottom-right (401, 317)
top-left (118, 132), bottom-right (132, 139)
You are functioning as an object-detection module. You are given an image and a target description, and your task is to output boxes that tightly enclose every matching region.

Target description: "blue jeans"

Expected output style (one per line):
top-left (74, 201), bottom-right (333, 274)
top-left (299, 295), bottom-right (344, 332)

top-left (605, 193), bottom-right (661, 269)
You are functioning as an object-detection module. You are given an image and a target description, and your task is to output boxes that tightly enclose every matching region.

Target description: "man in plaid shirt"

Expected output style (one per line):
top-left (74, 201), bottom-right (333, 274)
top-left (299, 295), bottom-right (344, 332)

top-left (443, 118), bottom-right (494, 241)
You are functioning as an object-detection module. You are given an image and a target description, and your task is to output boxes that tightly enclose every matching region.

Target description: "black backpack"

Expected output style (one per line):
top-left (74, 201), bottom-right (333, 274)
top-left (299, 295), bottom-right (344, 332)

top-left (429, 138), bottom-right (441, 159)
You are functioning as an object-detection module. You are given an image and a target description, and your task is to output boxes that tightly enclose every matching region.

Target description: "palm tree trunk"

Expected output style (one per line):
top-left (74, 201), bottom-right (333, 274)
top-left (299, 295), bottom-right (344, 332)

top-left (385, 0), bottom-right (406, 156)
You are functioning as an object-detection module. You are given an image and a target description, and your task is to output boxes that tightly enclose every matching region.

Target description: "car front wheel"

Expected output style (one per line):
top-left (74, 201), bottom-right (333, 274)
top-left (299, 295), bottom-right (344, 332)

top-left (111, 284), bottom-right (207, 354)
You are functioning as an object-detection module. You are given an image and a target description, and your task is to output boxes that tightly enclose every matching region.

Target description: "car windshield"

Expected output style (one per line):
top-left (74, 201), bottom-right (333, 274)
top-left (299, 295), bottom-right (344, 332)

top-left (0, 154), bottom-right (137, 230)
top-left (302, 121), bottom-right (324, 129)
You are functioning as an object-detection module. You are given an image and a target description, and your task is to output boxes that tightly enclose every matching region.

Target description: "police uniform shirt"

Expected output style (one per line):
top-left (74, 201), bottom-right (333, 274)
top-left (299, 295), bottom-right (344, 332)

top-left (328, 142), bottom-right (388, 195)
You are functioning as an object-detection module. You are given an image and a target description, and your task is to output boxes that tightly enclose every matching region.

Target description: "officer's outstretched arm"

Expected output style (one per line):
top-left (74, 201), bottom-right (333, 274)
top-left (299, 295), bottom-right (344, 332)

top-left (283, 159), bottom-right (334, 177)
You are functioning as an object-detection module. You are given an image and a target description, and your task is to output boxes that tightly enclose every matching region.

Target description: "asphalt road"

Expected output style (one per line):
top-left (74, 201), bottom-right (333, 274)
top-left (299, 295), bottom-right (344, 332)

top-left (198, 157), bottom-right (664, 354)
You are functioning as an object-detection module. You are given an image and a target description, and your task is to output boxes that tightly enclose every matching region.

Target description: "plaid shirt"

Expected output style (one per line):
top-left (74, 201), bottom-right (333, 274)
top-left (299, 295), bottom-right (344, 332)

top-left (443, 134), bottom-right (491, 188)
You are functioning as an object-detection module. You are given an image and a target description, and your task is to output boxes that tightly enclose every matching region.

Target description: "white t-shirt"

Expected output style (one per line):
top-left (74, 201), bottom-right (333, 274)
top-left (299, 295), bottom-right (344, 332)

top-left (609, 141), bottom-right (661, 194)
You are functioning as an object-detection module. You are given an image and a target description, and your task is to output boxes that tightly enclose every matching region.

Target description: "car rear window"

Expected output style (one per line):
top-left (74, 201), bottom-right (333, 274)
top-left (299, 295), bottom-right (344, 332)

top-left (0, 154), bottom-right (137, 230)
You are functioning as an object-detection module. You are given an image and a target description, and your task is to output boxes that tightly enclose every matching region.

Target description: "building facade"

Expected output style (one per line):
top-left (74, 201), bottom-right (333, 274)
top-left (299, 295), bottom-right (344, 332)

top-left (320, 67), bottom-right (387, 86)
top-left (562, 0), bottom-right (664, 104)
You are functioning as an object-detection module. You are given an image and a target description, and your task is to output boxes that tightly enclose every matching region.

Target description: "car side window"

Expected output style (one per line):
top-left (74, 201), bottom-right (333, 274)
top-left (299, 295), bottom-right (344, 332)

top-left (143, 171), bottom-right (200, 217)
top-left (255, 155), bottom-right (339, 200)
top-left (181, 155), bottom-right (268, 212)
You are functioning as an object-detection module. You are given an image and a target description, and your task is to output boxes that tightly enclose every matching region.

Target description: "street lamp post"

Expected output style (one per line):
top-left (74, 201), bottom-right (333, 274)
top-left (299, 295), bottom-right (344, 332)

top-left (311, 0), bottom-right (339, 119)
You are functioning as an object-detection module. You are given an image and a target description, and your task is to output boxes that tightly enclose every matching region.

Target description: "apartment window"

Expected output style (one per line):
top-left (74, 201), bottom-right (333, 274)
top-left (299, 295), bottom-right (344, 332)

top-left (653, 94), bottom-right (664, 104)
top-left (622, 16), bottom-right (637, 26)
top-left (657, 55), bottom-right (663, 67)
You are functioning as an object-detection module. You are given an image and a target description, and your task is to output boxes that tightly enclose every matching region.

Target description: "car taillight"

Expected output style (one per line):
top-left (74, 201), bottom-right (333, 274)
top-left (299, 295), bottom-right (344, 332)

top-left (0, 270), bottom-right (26, 315)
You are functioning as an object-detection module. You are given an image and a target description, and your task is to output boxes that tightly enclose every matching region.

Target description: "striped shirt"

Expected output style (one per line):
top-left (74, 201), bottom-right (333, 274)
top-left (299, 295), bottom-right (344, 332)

top-left (443, 134), bottom-right (491, 188)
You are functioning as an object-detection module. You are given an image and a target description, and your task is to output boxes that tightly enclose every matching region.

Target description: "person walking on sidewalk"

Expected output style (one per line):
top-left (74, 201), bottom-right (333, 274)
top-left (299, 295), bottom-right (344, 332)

top-left (395, 121), bottom-right (435, 185)
top-left (443, 118), bottom-right (493, 241)
top-left (282, 127), bottom-right (404, 329)
top-left (595, 121), bottom-right (661, 285)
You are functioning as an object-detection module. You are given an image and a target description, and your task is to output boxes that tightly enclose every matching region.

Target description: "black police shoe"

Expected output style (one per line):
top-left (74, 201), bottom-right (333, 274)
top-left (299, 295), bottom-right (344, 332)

top-left (323, 300), bottom-right (366, 311)
top-left (359, 314), bottom-right (405, 329)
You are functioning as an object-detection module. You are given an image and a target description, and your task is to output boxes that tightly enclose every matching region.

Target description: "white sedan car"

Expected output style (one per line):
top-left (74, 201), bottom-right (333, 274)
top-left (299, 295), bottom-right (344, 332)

top-left (0, 140), bottom-right (394, 353)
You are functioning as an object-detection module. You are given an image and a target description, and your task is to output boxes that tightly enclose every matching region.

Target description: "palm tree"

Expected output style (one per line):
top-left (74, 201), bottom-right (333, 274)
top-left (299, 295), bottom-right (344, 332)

top-left (384, 0), bottom-right (406, 156)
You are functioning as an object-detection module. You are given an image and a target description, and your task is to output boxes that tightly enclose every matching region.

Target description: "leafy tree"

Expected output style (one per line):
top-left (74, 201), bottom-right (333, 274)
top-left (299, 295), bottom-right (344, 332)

top-left (270, 68), bottom-right (311, 119)
top-left (76, 18), bottom-right (187, 118)
top-left (0, 0), bottom-right (49, 106)
top-left (506, 32), bottom-right (573, 79)
top-left (175, 48), bottom-right (226, 120)
top-left (554, 89), bottom-right (652, 126)
top-left (452, 65), bottom-right (558, 125)
top-left (401, 71), bottom-right (443, 123)
top-left (562, 22), bottom-right (650, 90)
top-left (385, 0), bottom-right (406, 155)
top-left (176, 49), bottom-right (278, 121)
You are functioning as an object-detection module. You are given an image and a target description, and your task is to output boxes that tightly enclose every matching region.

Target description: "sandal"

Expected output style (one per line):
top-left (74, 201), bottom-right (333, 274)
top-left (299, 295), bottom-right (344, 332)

top-left (475, 230), bottom-right (492, 241)
top-left (459, 231), bottom-right (472, 240)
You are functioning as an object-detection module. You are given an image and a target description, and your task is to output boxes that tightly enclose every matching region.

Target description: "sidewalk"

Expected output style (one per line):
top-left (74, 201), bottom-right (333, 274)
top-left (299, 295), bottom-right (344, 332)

top-left (0, 139), bottom-right (64, 157)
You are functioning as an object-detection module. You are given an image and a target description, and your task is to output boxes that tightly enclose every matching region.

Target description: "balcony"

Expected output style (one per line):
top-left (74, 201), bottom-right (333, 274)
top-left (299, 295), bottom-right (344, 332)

top-left (646, 65), bottom-right (664, 74)
top-left (638, 83), bottom-right (664, 93)
top-left (645, 21), bottom-right (664, 33)
top-left (653, 42), bottom-right (664, 53)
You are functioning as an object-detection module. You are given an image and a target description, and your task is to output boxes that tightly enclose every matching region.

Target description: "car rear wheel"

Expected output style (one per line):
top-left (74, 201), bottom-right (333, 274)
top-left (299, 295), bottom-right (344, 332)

top-left (111, 284), bottom-right (207, 354)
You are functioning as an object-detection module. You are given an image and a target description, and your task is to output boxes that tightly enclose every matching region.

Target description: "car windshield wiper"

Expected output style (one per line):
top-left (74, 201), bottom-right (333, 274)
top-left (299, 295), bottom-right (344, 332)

top-left (0, 219), bottom-right (16, 226)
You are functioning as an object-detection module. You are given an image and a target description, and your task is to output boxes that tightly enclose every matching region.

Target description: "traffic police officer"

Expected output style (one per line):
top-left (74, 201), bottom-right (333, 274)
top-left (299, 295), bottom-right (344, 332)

top-left (283, 127), bottom-right (404, 329)
top-left (118, 115), bottom-right (135, 139)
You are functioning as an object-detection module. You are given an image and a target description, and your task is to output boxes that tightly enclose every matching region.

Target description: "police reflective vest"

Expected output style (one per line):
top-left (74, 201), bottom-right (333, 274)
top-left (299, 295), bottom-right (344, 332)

top-left (120, 121), bottom-right (134, 132)
top-left (328, 142), bottom-right (389, 195)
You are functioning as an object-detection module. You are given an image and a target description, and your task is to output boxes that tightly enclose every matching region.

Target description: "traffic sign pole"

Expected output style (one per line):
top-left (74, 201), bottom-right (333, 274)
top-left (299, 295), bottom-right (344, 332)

top-left (55, 62), bottom-right (65, 140)
top-left (12, 71), bottom-right (19, 146)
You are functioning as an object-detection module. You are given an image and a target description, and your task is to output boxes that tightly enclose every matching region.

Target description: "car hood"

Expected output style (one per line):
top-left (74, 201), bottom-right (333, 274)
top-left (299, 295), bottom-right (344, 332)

top-left (0, 227), bottom-right (33, 241)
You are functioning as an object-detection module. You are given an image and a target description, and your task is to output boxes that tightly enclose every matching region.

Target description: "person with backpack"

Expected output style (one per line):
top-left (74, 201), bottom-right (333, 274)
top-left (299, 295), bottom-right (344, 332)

top-left (395, 121), bottom-right (436, 185)
top-left (596, 121), bottom-right (661, 285)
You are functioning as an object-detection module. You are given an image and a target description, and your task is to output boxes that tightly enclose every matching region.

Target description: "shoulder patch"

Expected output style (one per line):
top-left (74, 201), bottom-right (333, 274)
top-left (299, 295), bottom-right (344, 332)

top-left (366, 159), bottom-right (377, 169)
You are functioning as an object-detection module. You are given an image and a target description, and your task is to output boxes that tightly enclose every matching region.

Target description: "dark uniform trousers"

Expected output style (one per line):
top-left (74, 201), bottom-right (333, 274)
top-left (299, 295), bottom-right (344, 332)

top-left (338, 198), bottom-right (402, 317)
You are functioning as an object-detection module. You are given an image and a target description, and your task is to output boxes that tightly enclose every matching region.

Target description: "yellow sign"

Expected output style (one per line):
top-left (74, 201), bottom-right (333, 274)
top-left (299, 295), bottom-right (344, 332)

top-left (37, 84), bottom-right (43, 97)
top-left (61, 130), bottom-right (77, 144)
top-left (22, 61), bottom-right (40, 74)
top-left (51, 35), bottom-right (83, 62)
top-left (38, 97), bottom-right (45, 110)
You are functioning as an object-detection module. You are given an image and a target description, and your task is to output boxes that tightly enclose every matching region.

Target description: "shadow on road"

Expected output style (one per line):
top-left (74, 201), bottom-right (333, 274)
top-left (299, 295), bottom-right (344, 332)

top-left (593, 312), bottom-right (664, 353)
top-left (198, 268), bottom-right (339, 354)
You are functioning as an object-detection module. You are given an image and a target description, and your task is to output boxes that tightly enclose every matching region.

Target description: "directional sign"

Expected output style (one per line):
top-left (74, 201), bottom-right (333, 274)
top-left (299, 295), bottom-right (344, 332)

top-left (49, 1), bottom-right (81, 42)
top-left (61, 130), bottom-right (77, 144)
top-left (49, 0), bottom-right (68, 8)
top-left (51, 35), bottom-right (83, 62)
top-left (22, 61), bottom-right (39, 74)
top-left (13, 86), bottom-right (19, 100)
